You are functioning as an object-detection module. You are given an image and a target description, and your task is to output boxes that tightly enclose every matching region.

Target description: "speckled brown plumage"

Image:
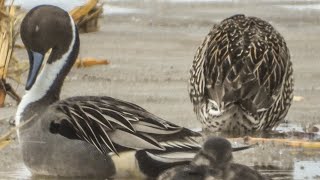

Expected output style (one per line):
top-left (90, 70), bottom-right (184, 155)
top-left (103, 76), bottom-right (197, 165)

top-left (189, 14), bottom-right (293, 134)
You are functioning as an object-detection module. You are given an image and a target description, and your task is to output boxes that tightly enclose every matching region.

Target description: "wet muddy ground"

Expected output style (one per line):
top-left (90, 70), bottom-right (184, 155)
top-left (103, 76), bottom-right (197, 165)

top-left (1, 0), bottom-right (320, 179)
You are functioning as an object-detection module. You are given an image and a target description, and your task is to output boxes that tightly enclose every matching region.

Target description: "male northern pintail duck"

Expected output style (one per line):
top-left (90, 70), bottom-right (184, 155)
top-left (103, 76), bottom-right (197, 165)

top-left (16, 5), bottom-right (206, 179)
top-left (188, 14), bottom-right (294, 134)
top-left (158, 137), bottom-right (268, 180)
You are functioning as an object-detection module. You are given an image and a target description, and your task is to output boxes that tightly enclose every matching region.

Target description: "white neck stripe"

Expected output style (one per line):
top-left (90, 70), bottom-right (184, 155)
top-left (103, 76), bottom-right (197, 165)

top-left (15, 14), bottom-right (76, 126)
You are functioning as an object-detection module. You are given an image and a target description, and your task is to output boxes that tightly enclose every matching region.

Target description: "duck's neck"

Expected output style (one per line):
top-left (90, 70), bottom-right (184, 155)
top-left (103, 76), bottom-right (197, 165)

top-left (16, 15), bottom-right (79, 125)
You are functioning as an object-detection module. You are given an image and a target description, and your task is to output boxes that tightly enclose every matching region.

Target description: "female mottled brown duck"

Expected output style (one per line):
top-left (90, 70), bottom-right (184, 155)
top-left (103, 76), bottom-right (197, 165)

top-left (189, 14), bottom-right (293, 134)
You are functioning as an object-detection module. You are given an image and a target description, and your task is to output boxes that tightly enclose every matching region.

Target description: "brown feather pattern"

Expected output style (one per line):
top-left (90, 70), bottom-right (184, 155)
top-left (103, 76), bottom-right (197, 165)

top-left (189, 14), bottom-right (293, 133)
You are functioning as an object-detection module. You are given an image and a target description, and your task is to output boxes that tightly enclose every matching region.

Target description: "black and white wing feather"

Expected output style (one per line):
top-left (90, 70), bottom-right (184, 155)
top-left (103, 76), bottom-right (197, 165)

top-left (49, 96), bottom-right (200, 155)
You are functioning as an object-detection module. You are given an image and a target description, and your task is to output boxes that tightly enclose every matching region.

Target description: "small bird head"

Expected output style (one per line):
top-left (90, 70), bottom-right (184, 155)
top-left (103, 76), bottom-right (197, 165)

top-left (192, 137), bottom-right (233, 169)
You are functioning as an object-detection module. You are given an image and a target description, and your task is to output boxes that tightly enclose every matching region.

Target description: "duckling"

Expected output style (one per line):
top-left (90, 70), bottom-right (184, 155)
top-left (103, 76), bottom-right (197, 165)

top-left (158, 137), bottom-right (268, 180)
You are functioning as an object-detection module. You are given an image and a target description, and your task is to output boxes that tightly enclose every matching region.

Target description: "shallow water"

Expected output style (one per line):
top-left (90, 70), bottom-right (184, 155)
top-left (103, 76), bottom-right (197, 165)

top-left (2, 124), bottom-right (320, 179)
top-left (1, 0), bottom-right (320, 179)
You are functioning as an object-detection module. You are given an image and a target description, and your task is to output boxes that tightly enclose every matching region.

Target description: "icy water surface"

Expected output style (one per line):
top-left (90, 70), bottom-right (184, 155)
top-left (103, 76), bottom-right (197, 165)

top-left (1, 0), bottom-right (320, 179)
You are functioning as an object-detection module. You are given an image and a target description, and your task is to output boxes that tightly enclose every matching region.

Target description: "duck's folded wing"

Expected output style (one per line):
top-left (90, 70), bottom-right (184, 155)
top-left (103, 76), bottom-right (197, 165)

top-left (49, 96), bottom-right (200, 155)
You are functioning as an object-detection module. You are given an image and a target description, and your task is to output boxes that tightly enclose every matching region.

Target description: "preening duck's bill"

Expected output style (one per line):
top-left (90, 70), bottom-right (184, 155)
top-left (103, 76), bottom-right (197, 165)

top-left (26, 50), bottom-right (44, 90)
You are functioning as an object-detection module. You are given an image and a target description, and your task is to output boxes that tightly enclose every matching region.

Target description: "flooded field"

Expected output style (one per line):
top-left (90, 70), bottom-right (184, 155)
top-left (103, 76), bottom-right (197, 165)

top-left (1, 0), bottom-right (320, 179)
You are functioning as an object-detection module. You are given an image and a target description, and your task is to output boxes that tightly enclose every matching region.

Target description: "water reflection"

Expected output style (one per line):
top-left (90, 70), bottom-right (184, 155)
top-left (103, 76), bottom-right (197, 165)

top-left (0, 165), bottom-right (31, 179)
top-left (3, 123), bottom-right (320, 179)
